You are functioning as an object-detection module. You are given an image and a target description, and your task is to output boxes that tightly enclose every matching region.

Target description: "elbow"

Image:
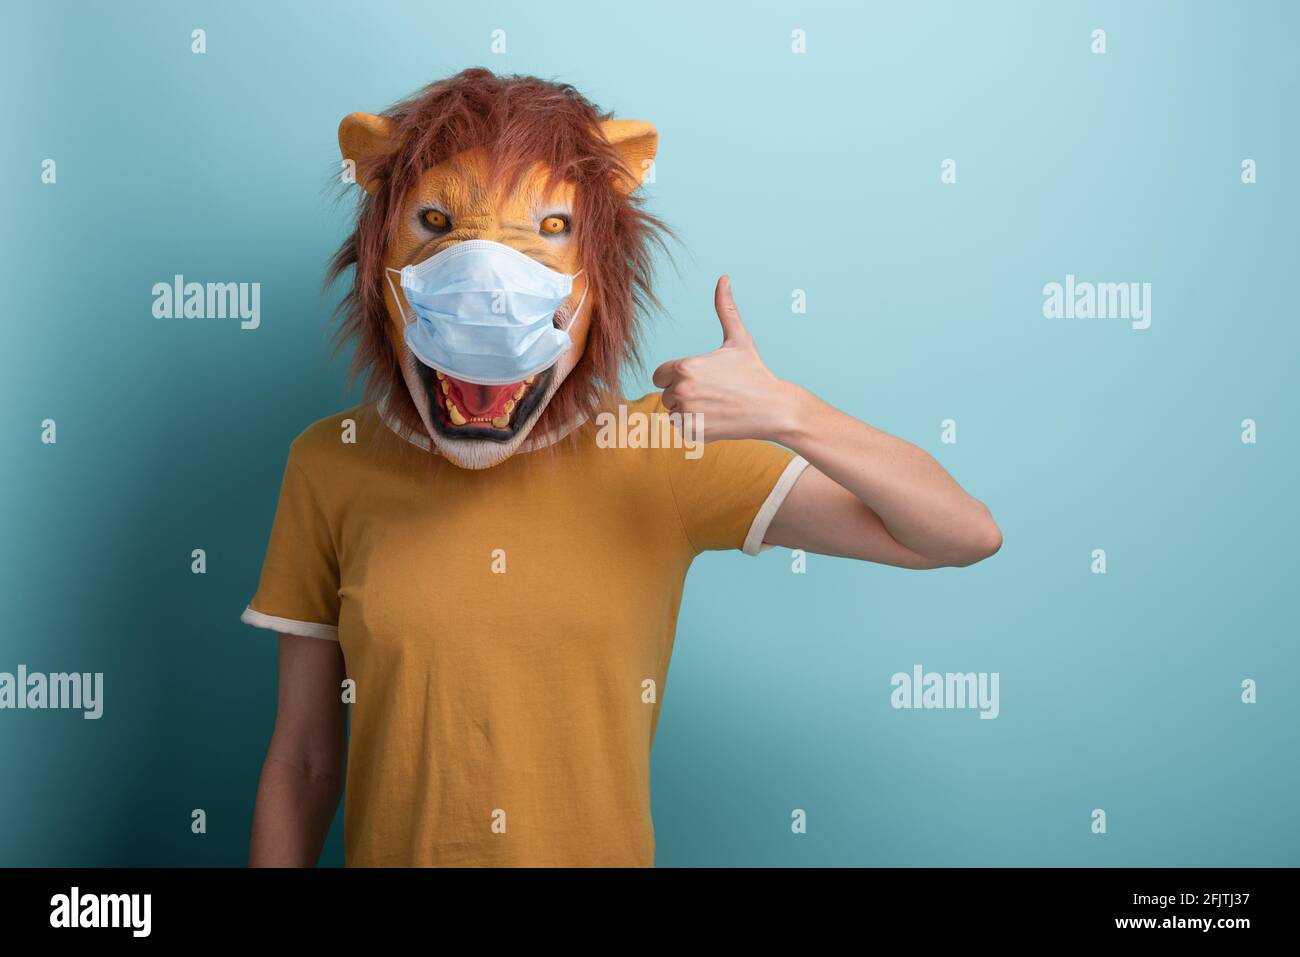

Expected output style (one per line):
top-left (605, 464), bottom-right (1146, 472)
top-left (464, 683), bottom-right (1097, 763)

top-left (968, 523), bottom-right (1003, 565)
top-left (944, 505), bottom-right (1002, 568)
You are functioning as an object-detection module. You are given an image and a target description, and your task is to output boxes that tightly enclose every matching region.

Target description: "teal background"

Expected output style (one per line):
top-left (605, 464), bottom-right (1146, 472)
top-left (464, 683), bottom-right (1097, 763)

top-left (2, 0), bottom-right (1296, 866)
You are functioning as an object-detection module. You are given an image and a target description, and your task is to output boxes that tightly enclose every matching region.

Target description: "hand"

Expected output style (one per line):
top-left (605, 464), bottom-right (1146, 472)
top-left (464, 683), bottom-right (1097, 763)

top-left (651, 276), bottom-right (803, 443)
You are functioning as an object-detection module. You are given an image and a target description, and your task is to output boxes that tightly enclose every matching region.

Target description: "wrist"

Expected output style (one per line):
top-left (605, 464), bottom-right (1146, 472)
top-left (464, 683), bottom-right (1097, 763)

top-left (767, 379), bottom-right (817, 447)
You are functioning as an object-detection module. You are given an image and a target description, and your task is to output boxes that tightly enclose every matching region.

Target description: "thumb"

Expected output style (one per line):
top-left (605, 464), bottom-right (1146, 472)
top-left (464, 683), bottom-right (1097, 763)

top-left (715, 275), bottom-right (752, 347)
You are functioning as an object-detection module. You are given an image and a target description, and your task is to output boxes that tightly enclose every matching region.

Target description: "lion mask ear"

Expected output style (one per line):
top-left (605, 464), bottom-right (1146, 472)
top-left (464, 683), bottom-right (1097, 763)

top-left (341, 113), bottom-right (655, 194)
top-left (339, 112), bottom-right (396, 194)
top-left (600, 120), bottom-right (658, 193)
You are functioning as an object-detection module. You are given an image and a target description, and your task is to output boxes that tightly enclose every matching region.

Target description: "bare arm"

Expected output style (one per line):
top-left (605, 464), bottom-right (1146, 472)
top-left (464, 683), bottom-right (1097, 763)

top-left (763, 393), bottom-right (1001, 568)
top-left (654, 275), bottom-right (1001, 569)
top-left (249, 634), bottom-right (347, 867)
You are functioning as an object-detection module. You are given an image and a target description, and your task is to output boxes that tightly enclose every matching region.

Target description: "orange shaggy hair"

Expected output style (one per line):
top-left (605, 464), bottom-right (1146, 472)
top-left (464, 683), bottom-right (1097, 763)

top-left (327, 68), bottom-right (672, 445)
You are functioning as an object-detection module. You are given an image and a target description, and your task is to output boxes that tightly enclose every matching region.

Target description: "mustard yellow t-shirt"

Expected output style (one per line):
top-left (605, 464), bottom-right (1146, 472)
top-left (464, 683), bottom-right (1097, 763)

top-left (240, 391), bottom-right (808, 867)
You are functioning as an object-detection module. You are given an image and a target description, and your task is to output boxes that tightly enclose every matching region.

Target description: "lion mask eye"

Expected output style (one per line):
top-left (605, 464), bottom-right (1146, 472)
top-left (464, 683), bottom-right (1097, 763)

top-left (540, 215), bottom-right (569, 236)
top-left (422, 208), bottom-right (451, 231)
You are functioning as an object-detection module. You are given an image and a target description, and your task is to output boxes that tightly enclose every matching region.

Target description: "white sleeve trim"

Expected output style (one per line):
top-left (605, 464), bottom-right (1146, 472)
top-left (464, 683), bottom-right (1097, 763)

top-left (240, 606), bottom-right (339, 641)
top-left (742, 455), bottom-right (811, 556)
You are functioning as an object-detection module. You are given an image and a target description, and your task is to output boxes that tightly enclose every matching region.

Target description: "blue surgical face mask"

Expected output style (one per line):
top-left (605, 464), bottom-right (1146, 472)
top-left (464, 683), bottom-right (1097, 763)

top-left (386, 239), bottom-right (588, 386)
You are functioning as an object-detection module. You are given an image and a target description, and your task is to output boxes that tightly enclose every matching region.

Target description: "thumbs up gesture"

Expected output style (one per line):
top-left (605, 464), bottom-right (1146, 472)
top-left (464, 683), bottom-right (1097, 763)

top-left (652, 276), bottom-right (801, 443)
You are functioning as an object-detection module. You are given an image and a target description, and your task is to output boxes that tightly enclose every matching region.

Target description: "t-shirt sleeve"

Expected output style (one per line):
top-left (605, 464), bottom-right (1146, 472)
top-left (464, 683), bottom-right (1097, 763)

top-left (239, 441), bottom-right (341, 641)
top-left (656, 394), bottom-right (811, 555)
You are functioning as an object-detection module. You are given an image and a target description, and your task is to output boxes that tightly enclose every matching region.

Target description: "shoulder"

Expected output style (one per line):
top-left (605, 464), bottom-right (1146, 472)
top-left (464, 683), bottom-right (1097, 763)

top-left (619, 391), bottom-right (669, 416)
top-left (285, 403), bottom-right (377, 473)
top-left (587, 392), bottom-right (671, 436)
top-left (589, 391), bottom-right (679, 439)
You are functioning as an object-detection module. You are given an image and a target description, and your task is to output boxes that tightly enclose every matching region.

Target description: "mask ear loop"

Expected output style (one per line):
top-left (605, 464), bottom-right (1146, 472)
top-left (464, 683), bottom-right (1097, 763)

top-left (385, 267), bottom-right (413, 325)
top-left (560, 271), bottom-right (589, 332)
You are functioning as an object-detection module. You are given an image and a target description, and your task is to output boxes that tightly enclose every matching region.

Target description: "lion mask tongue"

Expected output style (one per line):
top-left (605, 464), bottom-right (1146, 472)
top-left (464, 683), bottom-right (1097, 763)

top-left (451, 379), bottom-right (517, 417)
